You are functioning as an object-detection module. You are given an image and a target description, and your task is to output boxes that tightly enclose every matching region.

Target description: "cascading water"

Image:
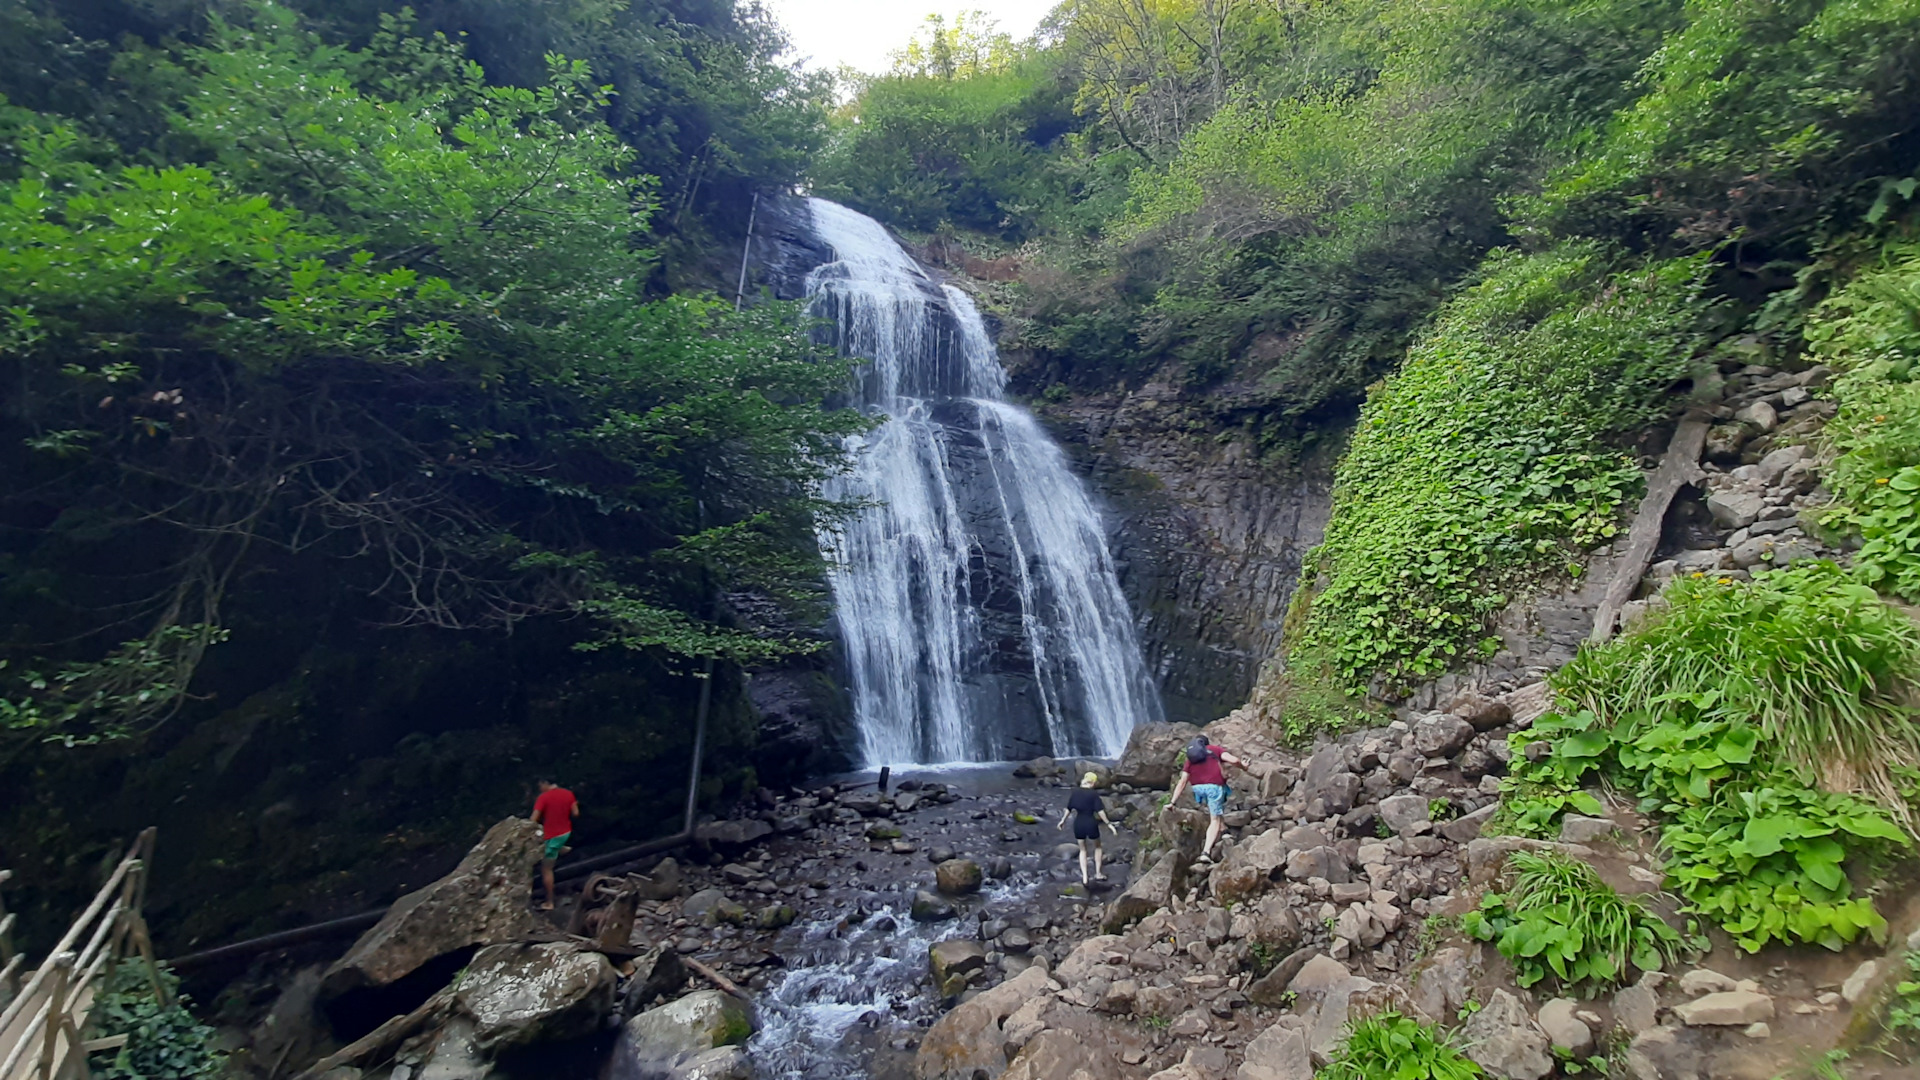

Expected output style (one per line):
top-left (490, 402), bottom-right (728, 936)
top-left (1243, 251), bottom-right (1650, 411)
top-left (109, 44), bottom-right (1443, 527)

top-left (806, 198), bottom-right (1163, 765)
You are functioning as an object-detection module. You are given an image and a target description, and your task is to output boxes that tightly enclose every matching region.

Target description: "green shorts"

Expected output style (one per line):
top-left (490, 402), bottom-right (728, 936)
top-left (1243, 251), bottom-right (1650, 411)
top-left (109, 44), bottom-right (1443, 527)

top-left (543, 833), bottom-right (570, 861)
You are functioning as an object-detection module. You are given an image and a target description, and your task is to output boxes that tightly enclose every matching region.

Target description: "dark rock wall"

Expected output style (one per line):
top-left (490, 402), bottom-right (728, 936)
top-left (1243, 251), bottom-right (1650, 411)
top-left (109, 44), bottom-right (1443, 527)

top-left (1023, 376), bottom-right (1337, 726)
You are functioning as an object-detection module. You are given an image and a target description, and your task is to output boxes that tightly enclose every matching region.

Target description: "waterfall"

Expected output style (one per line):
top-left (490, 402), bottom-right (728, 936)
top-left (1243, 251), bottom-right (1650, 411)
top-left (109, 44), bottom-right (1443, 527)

top-left (806, 198), bottom-right (1163, 765)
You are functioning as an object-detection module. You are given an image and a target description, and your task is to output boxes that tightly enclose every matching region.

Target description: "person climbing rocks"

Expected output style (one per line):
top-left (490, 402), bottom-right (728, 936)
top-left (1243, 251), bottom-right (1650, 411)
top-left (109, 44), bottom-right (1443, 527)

top-left (531, 778), bottom-right (579, 912)
top-left (1165, 736), bottom-right (1247, 862)
top-left (1056, 771), bottom-right (1118, 885)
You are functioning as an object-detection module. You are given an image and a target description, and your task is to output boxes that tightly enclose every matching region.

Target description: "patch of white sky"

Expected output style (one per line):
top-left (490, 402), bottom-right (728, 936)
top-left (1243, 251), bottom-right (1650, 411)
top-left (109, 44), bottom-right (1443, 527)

top-left (761, 0), bottom-right (1053, 75)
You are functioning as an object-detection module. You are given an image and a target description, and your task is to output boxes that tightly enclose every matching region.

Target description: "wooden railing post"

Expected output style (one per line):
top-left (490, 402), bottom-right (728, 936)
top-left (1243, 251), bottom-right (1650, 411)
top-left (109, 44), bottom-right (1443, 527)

top-left (37, 952), bottom-right (75, 1080)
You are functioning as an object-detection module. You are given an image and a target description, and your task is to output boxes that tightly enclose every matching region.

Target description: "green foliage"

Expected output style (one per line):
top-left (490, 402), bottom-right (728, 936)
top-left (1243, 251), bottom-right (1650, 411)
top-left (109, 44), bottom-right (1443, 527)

top-left (1461, 851), bottom-right (1687, 992)
top-left (0, 2), bottom-right (865, 750)
top-left (88, 965), bottom-right (223, 1080)
top-left (1318, 1013), bottom-right (1483, 1080)
top-left (1501, 564), bottom-right (1918, 951)
top-left (1529, 0), bottom-right (1920, 247)
top-left (1807, 237), bottom-right (1920, 601)
top-left (1292, 245), bottom-right (1707, 690)
top-left (1885, 948), bottom-right (1920, 1045)
top-left (1555, 560), bottom-right (1920, 824)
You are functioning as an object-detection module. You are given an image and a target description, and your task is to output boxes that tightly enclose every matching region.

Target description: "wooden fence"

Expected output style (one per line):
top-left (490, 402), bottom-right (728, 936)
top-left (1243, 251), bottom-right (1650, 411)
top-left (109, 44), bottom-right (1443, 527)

top-left (0, 829), bottom-right (164, 1080)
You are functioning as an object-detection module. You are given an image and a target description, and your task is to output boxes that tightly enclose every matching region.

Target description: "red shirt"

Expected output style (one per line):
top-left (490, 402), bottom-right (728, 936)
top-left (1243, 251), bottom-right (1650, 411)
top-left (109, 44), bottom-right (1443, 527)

top-left (533, 787), bottom-right (577, 838)
top-left (1183, 745), bottom-right (1228, 787)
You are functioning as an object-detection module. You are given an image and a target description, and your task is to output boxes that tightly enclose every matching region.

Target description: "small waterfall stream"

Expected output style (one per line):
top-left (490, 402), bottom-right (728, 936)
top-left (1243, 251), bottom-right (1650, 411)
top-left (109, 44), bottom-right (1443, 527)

top-left (807, 198), bottom-right (1163, 766)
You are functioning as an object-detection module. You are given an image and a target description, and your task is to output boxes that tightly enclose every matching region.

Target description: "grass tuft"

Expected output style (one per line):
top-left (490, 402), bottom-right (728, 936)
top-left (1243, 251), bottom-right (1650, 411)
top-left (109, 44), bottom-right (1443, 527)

top-left (1554, 562), bottom-right (1920, 832)
top-left (1320, 1013), bottom-right (1484, 1080)
top-left (1462, 851), bottom-right (1685, 993)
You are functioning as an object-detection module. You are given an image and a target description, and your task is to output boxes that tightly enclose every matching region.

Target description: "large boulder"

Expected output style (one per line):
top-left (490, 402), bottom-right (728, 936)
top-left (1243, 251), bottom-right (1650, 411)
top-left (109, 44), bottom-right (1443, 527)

top-left (457, 941), bottom-right (618, 1052)
top-left (322, 818), bottom-right (544, 997)
top-left (914, 965), bottom-right (1053, 1080)
top-left (1101, 848), bottom-right (1190, 933)
top-left (624, 990), bottom-right (753, 1063)
top-left (1460, 989), bottom-right (1553, 1080)
top-left (1113, 721), bottom-right (1204, 789)
top-left (929, 939), bottom-right (989, 988)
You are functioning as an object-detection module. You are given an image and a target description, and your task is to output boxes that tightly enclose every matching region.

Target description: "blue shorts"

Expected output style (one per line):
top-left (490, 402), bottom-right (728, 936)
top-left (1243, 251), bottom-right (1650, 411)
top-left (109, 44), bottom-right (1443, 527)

top-left (1192, 784), bottom-right (1229, 816)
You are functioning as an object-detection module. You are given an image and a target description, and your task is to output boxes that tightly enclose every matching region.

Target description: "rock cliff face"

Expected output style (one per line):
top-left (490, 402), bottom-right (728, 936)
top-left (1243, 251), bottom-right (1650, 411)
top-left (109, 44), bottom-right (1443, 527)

top-left (1018, 377), bottom-right (1335, 726)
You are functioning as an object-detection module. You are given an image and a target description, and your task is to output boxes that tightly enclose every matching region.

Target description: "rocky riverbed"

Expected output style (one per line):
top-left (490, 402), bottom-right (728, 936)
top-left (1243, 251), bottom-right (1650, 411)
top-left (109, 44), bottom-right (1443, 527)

top-left (237, 679), bottom-right (1919, 1080)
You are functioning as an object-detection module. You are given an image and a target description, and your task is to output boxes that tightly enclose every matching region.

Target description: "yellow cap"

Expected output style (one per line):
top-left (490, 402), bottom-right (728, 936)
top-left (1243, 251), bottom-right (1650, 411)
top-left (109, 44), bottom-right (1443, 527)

top-left (1082, 772), bottom-right (1100, 787)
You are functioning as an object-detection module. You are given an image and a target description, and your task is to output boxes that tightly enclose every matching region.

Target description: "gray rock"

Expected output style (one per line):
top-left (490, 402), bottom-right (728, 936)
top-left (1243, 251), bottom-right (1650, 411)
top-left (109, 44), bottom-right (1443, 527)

top-left (1378, 794), bottom-right (1432, 837)
top-left (911, 890), bottom-right (956, 922)
top-left (1412, 715), bottom-right (1474, 758)
top-left (682, 888), bottom-right (731, 922)
top-left (1557, 815), bottom-right (1616, 844)
top-left (1707, 490), bottom-right (1766, 530)
top-left (934, 859), bottom-right (983, 895)
top-left (624, 990), bottom-right (753, 1062)
top-left (1101, 849), bottom-right (1191, 933)
top-left (913, 966), bottom-right (1052, 1080)
top-left (322, 817), bottom-right (543, 998)
top-left (458, 941), bottom-right (618, 1052)
top-left (1461, 989), bottom-right (1553, 1080)
top-left (1674, 990), bottom-right (1774, 1026)
top-left (1678, 969), bottom-right (1737, 997)
top-left (1755, 445), bottom-right (1808, 485)
top-left (929, 939), bottom-right (989, 986)
top-left (1672, 547), bottom-right (1731, 573)
top-left (1113, 721), bottom-right (1205, 789)
top-left (1246, 947), bottom-right (1321, 1006)
top-left (1611, 981), bottom-right (1660, 1038)
top-left (630, 857), bottom-right (685, 901)
top-left (1841, 959), bottom-right (1879, 1004)
top-left (1411, 947), bottom-right (1471, 1023)
top-left (1440, 804), bottom-right (1497, 843)
top-left (1012, 756), bottom-right (1058, 778)
top-left (1537, 998), bottom-right (1593, 1055)
top-left (1284, 846), bottom-right (1349, 884)
top-left (1451, 693), bottom-right (1513, 731)
top-left (1238, 1021), bottom-right (1312, 1080)
top-left (998, 927), bottom-right (1032, 954)
top-left (694, 818), bottom-right (773, 847)
top-left (1735, 400), bottom-right (1778, 432)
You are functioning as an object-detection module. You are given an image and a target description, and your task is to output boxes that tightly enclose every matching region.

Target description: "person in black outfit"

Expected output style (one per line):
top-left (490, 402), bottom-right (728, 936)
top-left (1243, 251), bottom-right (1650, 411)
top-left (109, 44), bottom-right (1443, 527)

top-left (1055, 771), bottom-right (1117, 885)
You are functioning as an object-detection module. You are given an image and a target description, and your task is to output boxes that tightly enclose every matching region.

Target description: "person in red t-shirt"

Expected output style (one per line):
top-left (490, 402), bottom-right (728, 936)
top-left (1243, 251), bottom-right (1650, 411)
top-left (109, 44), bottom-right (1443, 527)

top-left (1165, 737), bottom-right (1246, 862)
top-left (530, 779), bottom-right (579, 912)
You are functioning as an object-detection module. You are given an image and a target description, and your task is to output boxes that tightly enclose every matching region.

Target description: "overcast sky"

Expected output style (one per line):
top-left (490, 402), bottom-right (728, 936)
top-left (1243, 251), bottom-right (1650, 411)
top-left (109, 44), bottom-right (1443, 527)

top-left (762, 0), bottom-right (1053, 74)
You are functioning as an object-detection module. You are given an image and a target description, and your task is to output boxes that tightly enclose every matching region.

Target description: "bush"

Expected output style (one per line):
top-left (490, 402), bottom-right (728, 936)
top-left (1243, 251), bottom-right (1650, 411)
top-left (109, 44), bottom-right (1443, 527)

top-left (87, 964), bottom-right (223, 1080)
top-left (1462, 851), bottom-right (1687, 993)
top-left (1291, 244), bottom-right (1707, 690)
top-left (1319, 1013), bottom-right (1483, 1080)
top-left (1806, 237), bottom-right (1920, 602)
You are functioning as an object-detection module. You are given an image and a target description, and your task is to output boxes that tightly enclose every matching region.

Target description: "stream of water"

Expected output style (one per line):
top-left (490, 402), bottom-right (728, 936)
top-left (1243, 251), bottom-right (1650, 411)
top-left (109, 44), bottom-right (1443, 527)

top-left (806, 198), bottom-right (1162, 767)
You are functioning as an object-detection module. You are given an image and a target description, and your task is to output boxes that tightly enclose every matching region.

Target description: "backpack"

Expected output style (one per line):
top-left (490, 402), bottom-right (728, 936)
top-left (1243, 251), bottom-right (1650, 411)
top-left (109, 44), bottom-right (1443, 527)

top-left (1185, 737), bottom-right (1213, 764)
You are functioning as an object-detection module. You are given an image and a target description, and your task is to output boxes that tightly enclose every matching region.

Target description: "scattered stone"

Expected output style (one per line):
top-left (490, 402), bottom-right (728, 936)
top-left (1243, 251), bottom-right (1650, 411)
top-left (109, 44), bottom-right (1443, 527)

top-left (1246, 947), bottom-right (1321, 1007)
top-left (630, 857), bottom-right (685, 901)
top-left (934, 859), bottom-right (983, 895)
top-left (928, 939), bottom-right (989, 986)
top-left (1411, 948), bottom-right (1471, 1023)
top-left (1611, 981), bottom-right (1659, 1038)
top-left (1674, 990), bottom-right (1774, 1026)
top-left (1378, 794), bottom-right (1432, 837)
top-left (1238, 1021), bottom-right (1312, 1080)
top-left (1102, 849), bottom-right (1191, 933)
top-left (1537, 998), bottom-right (1593, 1056)
top-left (1451, 692), bottom-right (1513, 732)
top-left (910, 890), bottom-right (956, 922)
top-left (1707, 491), bottom-right (1766, 530)
top-left (694, 818), bottom-right (773, 847)
top-left (1557, 815), bottom-right (1615, 844)
top-left (623, 990), bottom-right (753, 1063)
top-left (1284, 847), bottom-right (1349, 884)
top-left (1678, 969), bottom-right (1738, 997)
top-left (1013, 757), bottom-right (1059, 779)
top-left (1460, 989), bottom-right (1553, 1080)
top-left (1744, 1022), bottom-right (1771, 1039)
top-left (1735, 400), bottom-right (1778, 432)
top-left (1412, 715), bottom-right (1474, 758)
top-left (1439, 804), bottom-right (1496, 844)
top-left (1841, 959), bottom-right (1879, 1004)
